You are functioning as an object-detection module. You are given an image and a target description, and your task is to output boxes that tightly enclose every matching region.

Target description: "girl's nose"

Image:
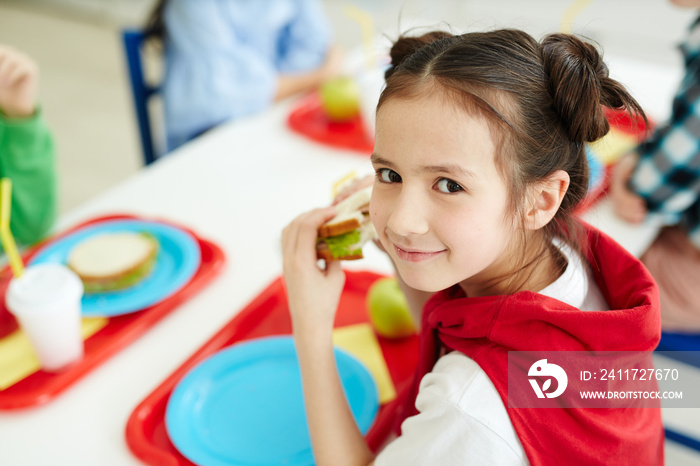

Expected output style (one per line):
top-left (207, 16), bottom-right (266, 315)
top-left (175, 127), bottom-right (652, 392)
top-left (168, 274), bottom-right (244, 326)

top-left (386, 187), bottom-right (430, 237)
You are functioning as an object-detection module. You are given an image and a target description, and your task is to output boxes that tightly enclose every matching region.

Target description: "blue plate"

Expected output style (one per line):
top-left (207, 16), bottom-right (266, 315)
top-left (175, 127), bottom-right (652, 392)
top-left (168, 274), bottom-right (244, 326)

top-left (29, 219), bottom-right (201, 317)
top-left (165, 336), bottom-right (379, 466)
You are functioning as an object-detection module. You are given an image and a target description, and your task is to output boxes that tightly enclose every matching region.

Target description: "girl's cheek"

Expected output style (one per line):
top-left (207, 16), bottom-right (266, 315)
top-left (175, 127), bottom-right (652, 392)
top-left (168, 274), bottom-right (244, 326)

top-left (369, 208), bottom-right (383, 234)
top-left (369, 201), bottom-right (382, 225)
top-left (370, 188), bottom-right (395, 236)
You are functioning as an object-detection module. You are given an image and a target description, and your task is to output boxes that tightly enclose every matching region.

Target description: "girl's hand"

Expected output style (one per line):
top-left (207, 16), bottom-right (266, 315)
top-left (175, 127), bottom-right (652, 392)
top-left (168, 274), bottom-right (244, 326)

top-left (0, 45), bottom-right (38, 118)
top-left (282, 207), bottom-right (346, 337)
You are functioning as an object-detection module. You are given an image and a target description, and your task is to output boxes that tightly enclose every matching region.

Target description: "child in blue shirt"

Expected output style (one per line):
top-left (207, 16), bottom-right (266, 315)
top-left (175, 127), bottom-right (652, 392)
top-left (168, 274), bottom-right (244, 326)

top-left (145, 0), bottom-right (342, 151)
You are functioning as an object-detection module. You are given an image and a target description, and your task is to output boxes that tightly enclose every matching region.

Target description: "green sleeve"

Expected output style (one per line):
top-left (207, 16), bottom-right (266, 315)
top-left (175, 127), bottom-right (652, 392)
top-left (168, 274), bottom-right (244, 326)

top-left (0, 110), bottom-right (57, 246)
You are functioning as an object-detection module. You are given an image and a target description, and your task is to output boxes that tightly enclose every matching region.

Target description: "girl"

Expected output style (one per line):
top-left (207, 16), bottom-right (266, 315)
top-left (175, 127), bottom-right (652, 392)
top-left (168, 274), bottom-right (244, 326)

top-left (282, 28), bottom-right (663, 465)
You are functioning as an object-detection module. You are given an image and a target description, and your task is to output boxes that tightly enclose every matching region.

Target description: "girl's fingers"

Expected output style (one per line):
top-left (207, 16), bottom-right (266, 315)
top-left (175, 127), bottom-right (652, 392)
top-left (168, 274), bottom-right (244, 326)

top-left (324, 257), bottom-right (344, 280)
top-left (293, 207), bottom-right (336, 255)
top-left (281, 223), bottom-right (297, 259)
top-left (283, 210), bottom-right (315, 257)
top-left (283, 207), bottom-right (337, 266)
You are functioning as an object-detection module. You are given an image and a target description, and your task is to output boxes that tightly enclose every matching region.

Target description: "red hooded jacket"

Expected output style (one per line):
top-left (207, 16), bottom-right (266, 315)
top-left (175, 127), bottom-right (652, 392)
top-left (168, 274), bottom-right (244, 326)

top-left (397, 224), bottom-right (664, 465)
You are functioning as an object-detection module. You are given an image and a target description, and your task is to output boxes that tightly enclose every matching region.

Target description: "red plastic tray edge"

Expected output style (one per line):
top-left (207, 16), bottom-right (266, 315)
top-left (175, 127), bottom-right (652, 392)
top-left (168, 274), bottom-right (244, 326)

top-left (287, 91), bottom-right (374, 155)
top-left (125, 270), bottom-right (419, 466)
top-left (0, 214), bottom-right (226, 410)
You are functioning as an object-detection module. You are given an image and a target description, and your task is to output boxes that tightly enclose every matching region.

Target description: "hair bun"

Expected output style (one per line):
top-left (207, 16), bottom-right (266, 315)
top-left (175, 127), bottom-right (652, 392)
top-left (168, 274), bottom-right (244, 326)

top-left (540, 34), bottom-right (641, 143)
top-left (385, 31), bottom-right (454, 80)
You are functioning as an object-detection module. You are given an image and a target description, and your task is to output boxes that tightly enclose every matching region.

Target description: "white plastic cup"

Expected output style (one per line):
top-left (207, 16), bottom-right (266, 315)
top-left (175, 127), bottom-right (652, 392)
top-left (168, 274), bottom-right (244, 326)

top-left (5, 263), bottom-right (85, 372)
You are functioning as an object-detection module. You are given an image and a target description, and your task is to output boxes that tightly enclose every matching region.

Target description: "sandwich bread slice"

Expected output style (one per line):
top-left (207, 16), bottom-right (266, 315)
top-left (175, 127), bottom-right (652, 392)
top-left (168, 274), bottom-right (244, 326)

top-left (67, 232), bottom-right (159, 293)
top-left (316, 185), bottom-right (377, 261)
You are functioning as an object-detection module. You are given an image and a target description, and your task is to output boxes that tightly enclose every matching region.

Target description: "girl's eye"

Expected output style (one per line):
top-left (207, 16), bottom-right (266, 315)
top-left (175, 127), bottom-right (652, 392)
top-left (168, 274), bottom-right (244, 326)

top-left (435, 178), bottom-right (463, 193)
top-left (377, 168), bottom-right (402, 183)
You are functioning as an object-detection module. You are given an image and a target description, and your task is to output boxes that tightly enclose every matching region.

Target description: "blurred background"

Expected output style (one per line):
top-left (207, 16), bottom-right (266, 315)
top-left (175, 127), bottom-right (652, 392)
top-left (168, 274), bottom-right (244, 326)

top-left (0, 0), bottom-right (695, 215)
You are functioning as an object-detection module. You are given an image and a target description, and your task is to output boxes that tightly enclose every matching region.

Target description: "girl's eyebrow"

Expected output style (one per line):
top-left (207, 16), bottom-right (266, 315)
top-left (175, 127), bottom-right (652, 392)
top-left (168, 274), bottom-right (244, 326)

top-left (370, 153), bottom-right (393, 167)
top-left (422, 164), bottom-right (476, 179)
top-left (371, 153), bottom-right (475, 178)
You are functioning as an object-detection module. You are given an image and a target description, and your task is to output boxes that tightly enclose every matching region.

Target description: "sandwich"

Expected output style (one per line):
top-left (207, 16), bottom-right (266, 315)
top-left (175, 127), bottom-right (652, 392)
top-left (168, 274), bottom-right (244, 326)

top-left (67, 231), bottom-right (159, 293)
top-left (316, 185), bottom-right (377, 261)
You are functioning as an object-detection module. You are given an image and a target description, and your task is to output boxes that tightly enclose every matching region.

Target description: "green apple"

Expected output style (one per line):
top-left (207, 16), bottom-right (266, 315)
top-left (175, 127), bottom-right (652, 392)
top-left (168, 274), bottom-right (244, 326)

top-left (366, 277), bottom-right (417, 339)
top-left (319, 76), bottom-right (360, 122)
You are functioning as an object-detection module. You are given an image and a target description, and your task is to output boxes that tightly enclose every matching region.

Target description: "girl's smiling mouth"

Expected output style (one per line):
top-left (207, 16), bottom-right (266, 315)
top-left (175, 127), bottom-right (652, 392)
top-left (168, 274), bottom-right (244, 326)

top-left (393, 243), bottom-right (447, 262)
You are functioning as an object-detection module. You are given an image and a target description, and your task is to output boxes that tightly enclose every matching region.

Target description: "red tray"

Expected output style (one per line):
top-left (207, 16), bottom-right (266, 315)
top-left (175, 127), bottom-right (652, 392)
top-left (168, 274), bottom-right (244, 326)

top-left (0, 214), bottom-right (225, 409)
top-left (287, 91), bottom-right (374, 154)
top-left (126, 270), bottom-right (420, 466)
top-left (603, 106), bottom-right (652, 136)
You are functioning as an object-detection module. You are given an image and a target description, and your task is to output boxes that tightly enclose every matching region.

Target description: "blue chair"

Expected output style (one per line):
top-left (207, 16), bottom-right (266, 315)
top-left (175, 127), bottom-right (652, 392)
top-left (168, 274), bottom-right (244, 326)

top-left (657, 332), bottom-right (700, 453)
top-left (122, 29), bottom-right (161, 166)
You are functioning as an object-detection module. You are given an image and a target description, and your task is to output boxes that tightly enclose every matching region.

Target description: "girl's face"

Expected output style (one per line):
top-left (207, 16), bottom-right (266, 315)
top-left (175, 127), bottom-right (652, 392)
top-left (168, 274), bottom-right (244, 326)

top-left (371, 95), bottom-right (519, 296)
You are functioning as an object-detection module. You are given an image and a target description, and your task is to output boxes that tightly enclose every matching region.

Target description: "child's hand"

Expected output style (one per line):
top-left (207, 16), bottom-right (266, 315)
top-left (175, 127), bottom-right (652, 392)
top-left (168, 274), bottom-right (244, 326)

top-left (320, 45), bottom-right (344, 81)
top-left (610, 152), bottom-right (647, 224)
top-left (282, 207), bottom-right (346, 337)
top-left (0, 45), bottom-right (39, 118)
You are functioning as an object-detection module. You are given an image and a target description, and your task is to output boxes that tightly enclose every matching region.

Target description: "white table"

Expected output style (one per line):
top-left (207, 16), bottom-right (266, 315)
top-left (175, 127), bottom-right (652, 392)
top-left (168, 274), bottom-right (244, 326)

top-left (0, 97), bottom-right (392, 466)
top-left (0, 54), bottom-right (689, 465)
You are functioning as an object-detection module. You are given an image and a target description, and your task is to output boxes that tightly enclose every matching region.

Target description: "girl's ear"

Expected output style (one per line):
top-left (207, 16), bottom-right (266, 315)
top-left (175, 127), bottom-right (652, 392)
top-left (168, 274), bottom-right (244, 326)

top-left (524, 170), bottom-right (570, 231)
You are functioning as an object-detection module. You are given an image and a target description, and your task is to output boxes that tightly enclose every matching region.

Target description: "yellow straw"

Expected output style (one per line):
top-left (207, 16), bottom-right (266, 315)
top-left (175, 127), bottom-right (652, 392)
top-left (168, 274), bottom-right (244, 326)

top-left (344, 4), bottom-right (376, 70)
top-left (0, 178), bottom-right (24, 278)
top-left (560, 0), bottom-right (594, 34)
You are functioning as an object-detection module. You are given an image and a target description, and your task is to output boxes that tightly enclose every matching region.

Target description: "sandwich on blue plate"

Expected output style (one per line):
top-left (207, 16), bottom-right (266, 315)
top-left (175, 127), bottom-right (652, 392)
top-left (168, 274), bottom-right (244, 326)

top-left (67, 232), bottom-right (159, 293)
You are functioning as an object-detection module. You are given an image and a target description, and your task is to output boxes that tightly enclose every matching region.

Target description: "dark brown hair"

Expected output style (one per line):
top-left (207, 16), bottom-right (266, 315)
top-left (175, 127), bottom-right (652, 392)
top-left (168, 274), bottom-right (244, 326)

top-left (144, 0), bottom-right (167, 42)
top-left (378, 29), bottom-right (645, 272)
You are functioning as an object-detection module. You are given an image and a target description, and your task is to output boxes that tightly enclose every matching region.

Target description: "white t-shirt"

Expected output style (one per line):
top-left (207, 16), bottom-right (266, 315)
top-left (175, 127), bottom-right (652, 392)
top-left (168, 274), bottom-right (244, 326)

top-left (374, 240), bottom-right (609, 466)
